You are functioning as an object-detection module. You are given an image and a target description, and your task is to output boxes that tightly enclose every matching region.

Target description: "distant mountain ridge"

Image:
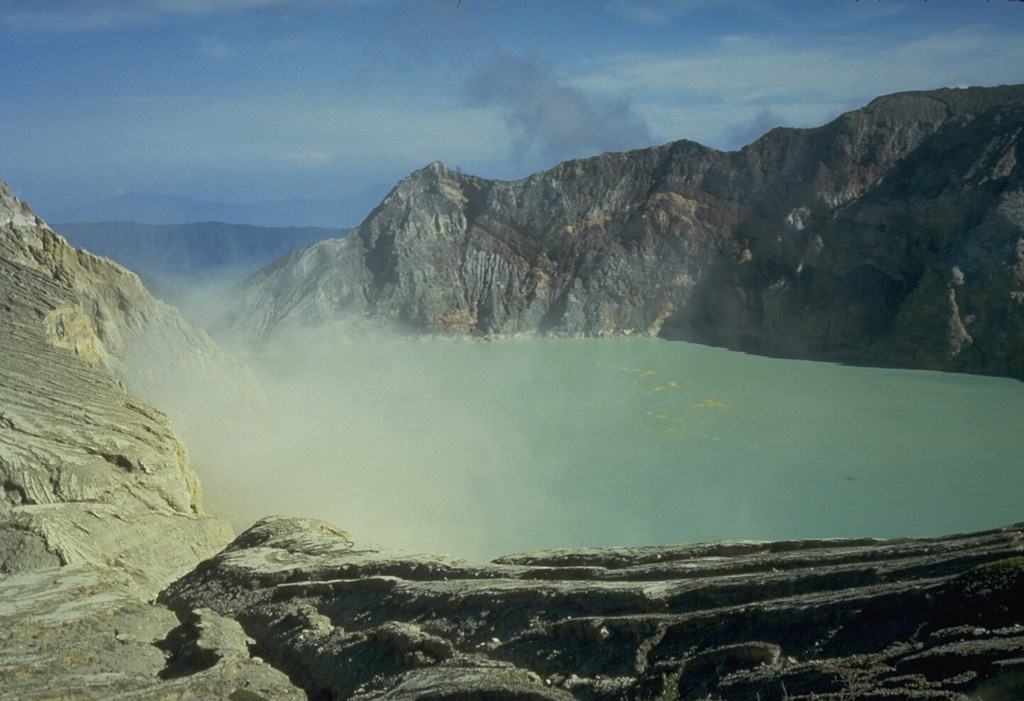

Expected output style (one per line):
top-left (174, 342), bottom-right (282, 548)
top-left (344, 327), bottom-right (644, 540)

top-left (219, 83), bottom-right (1024, 379)
top-left (50, 185), bottom-right (391, 228)
top-left (55, 221), bottom-right (347, 281)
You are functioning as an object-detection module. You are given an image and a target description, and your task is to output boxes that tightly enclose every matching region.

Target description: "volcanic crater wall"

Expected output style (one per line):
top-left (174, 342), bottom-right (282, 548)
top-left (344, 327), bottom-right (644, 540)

top-left (222, 84), bottom-right (1024, 379)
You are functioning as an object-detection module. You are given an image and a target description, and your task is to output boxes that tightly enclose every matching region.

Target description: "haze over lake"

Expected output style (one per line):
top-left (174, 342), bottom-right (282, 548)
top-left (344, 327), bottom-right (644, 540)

top-left (182, 337), bottom-right (1024, 561)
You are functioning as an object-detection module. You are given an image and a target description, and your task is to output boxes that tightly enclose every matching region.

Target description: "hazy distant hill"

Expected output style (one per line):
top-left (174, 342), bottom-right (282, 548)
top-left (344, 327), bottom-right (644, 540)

top-left (49, 186), bottom-right (391, 228)
top-left (219, 84), bottom-right (1024, 379)
top-left (55, 221), bottom-right (346, 282)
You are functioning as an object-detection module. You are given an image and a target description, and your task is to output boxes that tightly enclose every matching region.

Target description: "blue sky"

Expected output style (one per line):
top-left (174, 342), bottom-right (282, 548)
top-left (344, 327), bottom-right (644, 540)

top-left (2, 0), bottom-right (1023, 226)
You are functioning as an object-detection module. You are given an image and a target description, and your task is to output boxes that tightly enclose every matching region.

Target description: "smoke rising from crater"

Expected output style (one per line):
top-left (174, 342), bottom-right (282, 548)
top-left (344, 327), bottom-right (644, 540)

top-left (465, 53), bottom-right (653, 165)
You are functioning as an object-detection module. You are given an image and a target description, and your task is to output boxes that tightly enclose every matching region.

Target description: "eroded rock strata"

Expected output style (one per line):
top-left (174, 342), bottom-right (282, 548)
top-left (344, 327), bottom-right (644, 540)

top-left (161, 516), bottom-right (1024, 700)
top-left (0, 564), bottom-right (305, 700)
top-left (0, 183), bottom-right (304, 698)
top-left (0, 180), bottom-right (238, 586)
top-left (220, 84), bottom-right (1024, 378)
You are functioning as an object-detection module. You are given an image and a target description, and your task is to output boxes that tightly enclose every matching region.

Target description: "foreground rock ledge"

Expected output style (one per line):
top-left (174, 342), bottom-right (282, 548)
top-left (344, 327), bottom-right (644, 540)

top-left (160, 517), bottom-right (1024, 700)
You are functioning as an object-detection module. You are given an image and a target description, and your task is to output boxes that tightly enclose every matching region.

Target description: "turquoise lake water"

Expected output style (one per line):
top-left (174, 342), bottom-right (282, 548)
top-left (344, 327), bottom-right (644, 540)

top-left (194, 337), bottom-right (1024, 561)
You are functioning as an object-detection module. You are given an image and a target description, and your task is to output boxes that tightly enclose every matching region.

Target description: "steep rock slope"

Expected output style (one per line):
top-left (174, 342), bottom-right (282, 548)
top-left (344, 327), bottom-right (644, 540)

top-left (0, 181), bottom-right (238, 585)
top-left (0, 183), bottom-right (306, 698)
top-left (1, 182), bottom-right (260, 412)
top-left (220, 84), bottom-right (1024, 378)
top-left (671, 98), bottom-right (1024, 377)
top-left (162, 516), bottom-right (1024, 700)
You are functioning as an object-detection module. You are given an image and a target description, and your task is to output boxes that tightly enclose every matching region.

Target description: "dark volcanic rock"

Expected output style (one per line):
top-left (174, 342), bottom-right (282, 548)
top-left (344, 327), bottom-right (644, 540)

top-left (0, 563), bottom-right (304, 700)
top-left (161, 516), bottom-right (1024, 700)
top-left (674, 95), bottom-right (1024, 378)
top-left (220, 84), bottom-right (1024, 378)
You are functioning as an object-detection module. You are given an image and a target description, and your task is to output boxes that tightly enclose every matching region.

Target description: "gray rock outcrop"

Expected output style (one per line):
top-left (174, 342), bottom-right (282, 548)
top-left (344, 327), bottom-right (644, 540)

top-left (219, 84), bottom-right (1024, 379)
top-left (0, 563), bottom-right (305, 700)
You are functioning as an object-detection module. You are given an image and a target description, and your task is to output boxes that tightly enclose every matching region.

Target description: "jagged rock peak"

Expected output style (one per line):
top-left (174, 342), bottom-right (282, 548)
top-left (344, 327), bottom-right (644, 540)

top-left (419, 160), bottom-right (453, 174)
top-left (0, 179), bottom-right (41, 227)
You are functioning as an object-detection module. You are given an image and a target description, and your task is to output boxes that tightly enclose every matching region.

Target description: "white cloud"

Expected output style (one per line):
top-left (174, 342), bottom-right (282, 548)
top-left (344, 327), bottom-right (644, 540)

top-left (573, 27), bottom-right (1024, 149)
top-left (0, 85), bottom-right (510, 210)
top-left (0, 0), bottom-right (380, 31)
top-left (604, 0), bottom-right (713, 25)
top-left (10, 91), bottom-right (502, 178)
top-left (464, 54), bottom-right (654, 166)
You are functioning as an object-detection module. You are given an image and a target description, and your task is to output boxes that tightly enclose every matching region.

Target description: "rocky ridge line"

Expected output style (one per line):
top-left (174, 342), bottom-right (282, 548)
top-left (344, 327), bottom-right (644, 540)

top-left (4, 85), bottom-right (1024, 697)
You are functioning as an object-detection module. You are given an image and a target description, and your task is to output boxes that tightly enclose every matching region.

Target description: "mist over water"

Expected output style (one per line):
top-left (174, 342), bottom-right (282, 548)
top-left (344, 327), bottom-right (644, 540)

top-left (174, 336), bottom-right (1024, 561)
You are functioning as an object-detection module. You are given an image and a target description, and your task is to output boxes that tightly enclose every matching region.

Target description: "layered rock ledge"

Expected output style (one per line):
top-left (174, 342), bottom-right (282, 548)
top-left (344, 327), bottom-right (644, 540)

top-left (0, 180), bottom-right (237, 588)
top-left (161, 516), bottom-right (1024, 700)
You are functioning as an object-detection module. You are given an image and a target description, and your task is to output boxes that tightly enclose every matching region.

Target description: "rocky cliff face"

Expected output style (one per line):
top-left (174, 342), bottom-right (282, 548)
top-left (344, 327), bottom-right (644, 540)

top-left (5, 86), bottom-right (1024, 699)
top-left (0, 182), bottom-right (261, 412)
top-left (0, 184), bottom-right (305, 698)
top-left (220, 84), bottom-right (1024, 378)
top-left (0, 180), bottom-right (239, 585)
top-left (673, 94), bottom-right (1024, 378)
